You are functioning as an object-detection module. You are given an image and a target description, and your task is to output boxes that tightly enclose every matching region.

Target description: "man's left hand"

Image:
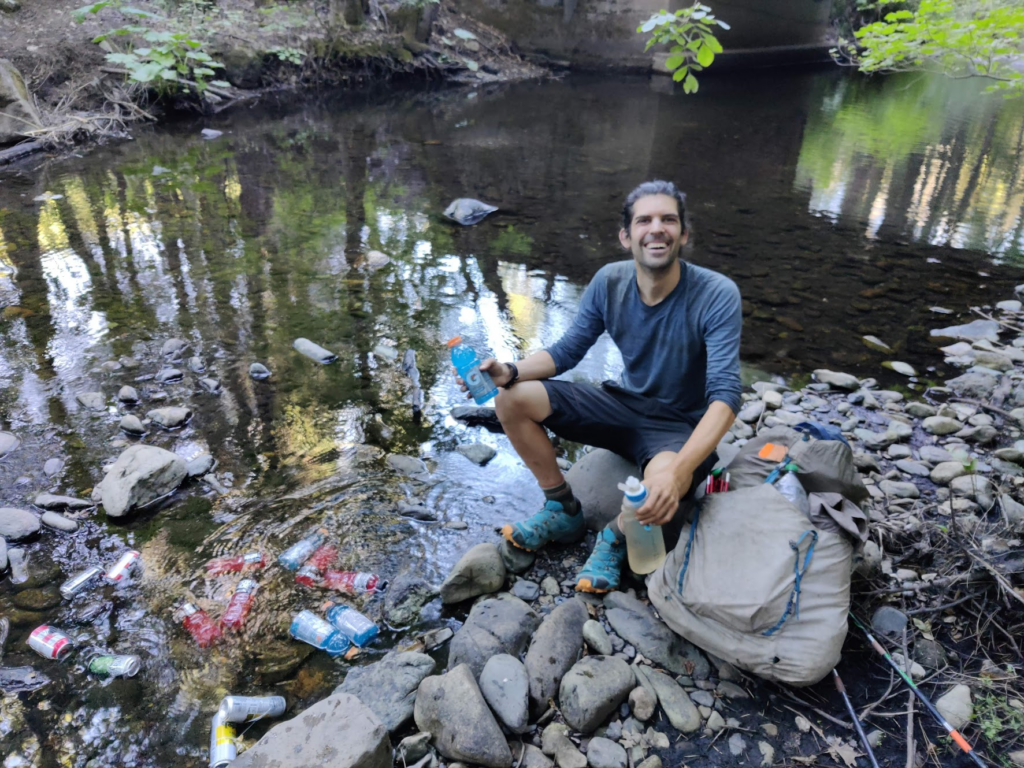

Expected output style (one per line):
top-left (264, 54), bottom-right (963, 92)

top-left (636, 468), bottom-right (692, 526)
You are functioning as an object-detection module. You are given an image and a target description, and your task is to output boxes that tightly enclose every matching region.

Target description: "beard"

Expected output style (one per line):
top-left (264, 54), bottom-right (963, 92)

top-left (634, 238), bottom-right (681, 272)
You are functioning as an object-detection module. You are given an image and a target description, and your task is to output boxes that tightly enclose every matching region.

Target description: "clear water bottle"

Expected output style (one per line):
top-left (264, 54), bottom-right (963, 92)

top-left (617, 477), bottom-right (666, 575)
top-left (323, 602), bottom-right (378, 647)
top-left (775, 468), bottom-right (810, 516)
top-left (278, 528), bottom-right (327, 571)
top-left (288, 610), bottom-right (350, 657)
top-left (448, 336), bottom-right (497, 405)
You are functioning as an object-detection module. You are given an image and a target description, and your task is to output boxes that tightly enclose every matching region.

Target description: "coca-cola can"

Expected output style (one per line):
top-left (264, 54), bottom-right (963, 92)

top-left (28, 625), bottom-right (74, 660)
top-left (104, 550), bottom-right (141, 583)
top-left (60, 566), bottom-right (104, 599)
top-left (209, 710), bottom-right (236, 768)
top-left (219, 695), bottom-right (287, 723)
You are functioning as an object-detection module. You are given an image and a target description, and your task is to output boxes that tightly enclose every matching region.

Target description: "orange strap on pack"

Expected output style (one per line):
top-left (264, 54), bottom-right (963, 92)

top-left (758, 443), bottom-right (788, 462)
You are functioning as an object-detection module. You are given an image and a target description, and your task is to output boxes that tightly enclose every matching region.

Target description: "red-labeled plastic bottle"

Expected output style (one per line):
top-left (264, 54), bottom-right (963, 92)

top-left (322, 571), bottom-right (385, 595)
top-left (295, 544), bottom-right (338, 588)
top-left (205, 552), bottom-right (267, 576)
top-left (181, 602), bottom-right (222, 647)
top-left (221, 579), bottom-right (258, 631)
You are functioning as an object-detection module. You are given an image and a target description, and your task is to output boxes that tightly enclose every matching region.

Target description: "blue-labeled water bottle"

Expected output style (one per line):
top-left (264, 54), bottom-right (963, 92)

top-left (289, 610), bottom-right (351, 657)
top-left (448, 336), bottom-right (498, 405)
top-left (616, 477), bottom-right (666, 575)
top-left (323, 601), bottom-right (379, 647)
top-left (278, 528), bottom-right (327, 571)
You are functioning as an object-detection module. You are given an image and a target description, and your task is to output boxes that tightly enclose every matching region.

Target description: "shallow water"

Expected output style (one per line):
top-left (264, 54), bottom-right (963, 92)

top-left (0, 68), bottom-right (1023, 766)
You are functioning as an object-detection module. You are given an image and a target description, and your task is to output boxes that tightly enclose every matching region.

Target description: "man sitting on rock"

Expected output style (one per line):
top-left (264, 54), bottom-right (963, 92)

top-left (456, 180), bottom-right (743, 593)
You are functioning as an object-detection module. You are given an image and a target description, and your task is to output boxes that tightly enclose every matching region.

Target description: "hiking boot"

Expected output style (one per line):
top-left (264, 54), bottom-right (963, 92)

top-left (501, 499), bottom-right (586, 552)
top-left (575, 527), bottom-right (626, 594)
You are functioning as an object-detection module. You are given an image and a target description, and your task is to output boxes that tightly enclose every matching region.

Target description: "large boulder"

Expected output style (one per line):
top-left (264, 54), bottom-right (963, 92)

top-left (414, 663), bottom-right (513, 768)
top-left (96, 445), bottom-right (187, 517)
top-left (440, 542), bottom-right (506, 604)
top-left (0, 60), bottom-right (43, 145)
top-left (233, 692), bottom-right (390, 768)
top-left (524, 598), bottom-right (588, 715)
top-left (603, 591), bottom-right (710, 678)
top-left (566, 449), bottom-right (637, 531)
top-left (479, 654), bottom-right (529, 733)
top-left (0, 508), bottom-right (39, 540)
top-left (558, 656), bottom-right (634, 733)
top-left (335, 651), bottom-right (435, 733)
top-left (448, 593), bottom-right (540, 678)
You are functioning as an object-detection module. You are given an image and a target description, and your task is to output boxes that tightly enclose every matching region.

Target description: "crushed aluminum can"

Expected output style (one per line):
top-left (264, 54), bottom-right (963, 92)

top-left (208, 709), bottom-right (236, 768)
top-left (88, 654), bottom-right (141, 678)
top-left (219, 695), bottom-right (287, 723)
top-left (28, 625), bottom-right (73, 660)
top-left (104, 550), bottom-right (141, 583)
top-left (60, 566), bottom-right (104, 599)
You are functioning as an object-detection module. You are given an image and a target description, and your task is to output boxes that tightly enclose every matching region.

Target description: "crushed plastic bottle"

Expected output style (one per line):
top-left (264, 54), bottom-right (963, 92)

top-left (322, 571), bottom-right (386, 595)
top-left (617, 477), bottom-right (666, 575)
top-left (205, 551), bottom-right (266, 576)
top-left (448, 336), bottom-right (498, 405)
top-left (180, 602), bottom-right (222, 648)
top-left (323, 602), bottom-right (378, 647)
top-left (278, 528), bottom-right (327, 571)
top-left (288, 610), bottom-right (350, 657)
top-left (221, 579), bottom-right (258, 631)
top-left (295, 544), bottom-right (338, 587)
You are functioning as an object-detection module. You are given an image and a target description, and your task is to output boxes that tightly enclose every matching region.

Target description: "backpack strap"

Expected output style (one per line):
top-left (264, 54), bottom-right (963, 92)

top-left (761, 529), bottom-right (818, 637)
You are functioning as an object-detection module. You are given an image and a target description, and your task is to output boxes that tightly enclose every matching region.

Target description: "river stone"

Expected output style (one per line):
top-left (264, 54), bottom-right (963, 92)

top-left (906, 402), bottom-right (936, 418)
top-left (920, 445), bottom-right (955, 463)
top-left (188, 356), bottom-right (206, 373)
top-left (629, 687), bottom-right (656, 721)
top-left (935, 685), bottom-right (973, 730)
top-left (396, 733), bottom-right (432, 765)
top-left (456, 443), bottom-right (497, 466)
top-left (75, 391), bottom-right (106, 411)
top-left (384, 569), bottom-right (438, 626)
top-left (335, 651), bottom-right (435, 733)
top-left (950, 474), bottom-right (995, 511)
top-left (154, 367), bottom-right (183, 384)
top-left (524, 597), bottom-right (588, 715)
top-left (0, 431), bottom-right (18, 457)
top-left (931, 462), bottom-right (968, 485)
top-left (566, 449), bottom-right (640, 531)
top-left (604, 591), bottom-right (710, 678)
top-left (444, 198), bottom-right (499, 226)
top-left (43, 457), bottom-right (64, 477)
top-left (737, 401), bottom-right (764, 423)
top-left (96, 444), bottom-right (187, 517)
top-left (198, 378), bottom-right (221, 394)
top-left (945, 372), bottom-right (999, 400)
top-left (813, 369), bottom-right (860, 390)
top-left (1001, 495), bottom-right (1024, 529)
top-left (853, 452), bottom-right (880, 472)
top-left (414, 664), bottom-right (512, 768)
top-left (519, 744), bottom-right (554, 768)
top-left (479, 654), bottom-right (529, 733)
top-left (0, 508), bottom-right (40, 540)
top-left (497, 539), bottom-right (535, 574)
top-left (913, 637), bottom-right (949, 670)
top-left (931, 319), bottom-right (1000, 343)
top-left (878, 480), bottom-right (920, 499)
top-left (920, 416), bottom-right (962, 435)
top-left (120, 415), bottom-right (146, 435)
top-left (0, 537), bottom-right (6, 571)
top-left (14, 587), bottom-right (61, 611)
top-left (249, 362), bottom-right (271, 379)
top-left (583, 619), bottom-right (613, 656)
top-left (146, 407), bottom-right (192, 430)
top-left (33, 494), bottom-right (91, 511)
top-left (957, 425), bottom-right (997, 445)
top-left (293, 337), bottom-right (338, 364)
top-left (541, 724), bottom-right (586, 768)
top-left (895, 460), bottom-right (930, 477)
top-left (871, 606), bottom-right (907, 637)
top-left (117, 386), bottom-right (139, 404)
top-left (387, 454), bottom-right (429, 478)
top-left (439, 542), bottom-right (506, 604)
top-left (184, 454), bottom-right (215, 478)
top-left (448, 593), bottom-right (539, 678)
top-left (559, 656), bottom-right (634, 733)
top-left (161, 338), bottom-right (188, 358)
top-left (634, 666), bottom-right (702, 733)
top-left (0, 666), bottom-right (50, 693)
top-left (587, 737), bottom-right (628, 768)
top-left (234, 692), bottom-right (390, 768)
top-left (40, 511), bottom-right (77, 532)
top-left (510, 579), bottom-right (539, 601)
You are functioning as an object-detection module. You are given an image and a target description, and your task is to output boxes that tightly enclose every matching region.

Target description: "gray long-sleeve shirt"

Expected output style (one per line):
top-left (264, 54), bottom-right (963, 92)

top-left (546, 260), bottom-right (743, 419)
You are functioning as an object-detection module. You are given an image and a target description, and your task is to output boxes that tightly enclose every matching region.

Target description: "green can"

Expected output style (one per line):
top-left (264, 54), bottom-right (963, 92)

top-left (88, 654), bottom-right (141, 677)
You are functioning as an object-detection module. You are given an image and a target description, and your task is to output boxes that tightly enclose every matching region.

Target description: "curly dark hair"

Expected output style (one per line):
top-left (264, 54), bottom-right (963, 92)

top-left (621, 180), bottom-right (689, 233)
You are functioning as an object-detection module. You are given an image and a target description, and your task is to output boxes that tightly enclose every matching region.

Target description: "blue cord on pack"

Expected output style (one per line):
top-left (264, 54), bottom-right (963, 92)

top-left (676, 504), bottom-right (701, 595)
top-left (761, 529), bottom-right (818, 637)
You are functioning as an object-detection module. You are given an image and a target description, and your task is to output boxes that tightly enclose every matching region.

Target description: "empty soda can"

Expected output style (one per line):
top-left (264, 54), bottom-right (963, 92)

top-left (219, 695), bottom-right (287, 723)
top-left (208, 709), bottom-right (236, 768)
top-left (104, 550), bottom-right (141, 583)
top-left (60, 566), bottom-right (104, 599)
top-left (88, 654), bottom-right (141, 678)
top-left (28, 625), bottom-right (73, 660)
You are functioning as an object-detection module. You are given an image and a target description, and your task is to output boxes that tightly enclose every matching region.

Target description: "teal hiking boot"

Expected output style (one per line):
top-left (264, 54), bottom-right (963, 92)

top-left (501, 499), bottom-right (586, 552)
top-left (575, 527), bottom-right (626, 594)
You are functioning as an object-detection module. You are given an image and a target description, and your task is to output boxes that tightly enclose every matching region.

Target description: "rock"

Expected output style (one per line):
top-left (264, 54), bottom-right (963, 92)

top-left (950, 474), bottom-right (995, 511)
top-left (43, 457), bottom-right (64, 477)
top-left (198, 377), bottom-right (221, 394)
top-left (76, 392), bottom-right (107, 411)
top-left (146, 406), bottom-right (192, 430)
top-left (813, 369), bottom-right (860, 390)
top-left (384, 570), bottom-right (438, 626)
top-left (762, 390), bottom-right (783, 409)
top-left (188, 356), bottom-right (206, 373)
top-left (448, 594), bottom-right (539, 678)
top-left (32, 494), bottom-right (91, 511)
top-left (738, 401), bottom-right (764, 423)
top-left (930, 462), bottom-right (967, 485)
top-left (566, 449), bottom-right (640, 531)
top-left (689, 690), bottom-right (714, 707)
top-left (444, 198), bottom-right (498, 226)
top-left (922, 416), bottom-right (964, 435)
top-left (559, 656), bottom-right (634, 733)
top-left (440, 543), bottom-right (506, 604)
top-left (479, 654), bottom-right (529, 733)
top-left (249, 362), bottom-right (271, 379)
top-left (519, 744), bottom-right (554, 768)
top-left (892, 652), bottom-right (926, 680)
top-left (853, 452), bottom-right (880, 472)
top-left (40, 511), bottom-right (77, 532)
top-left (154, 367), bottom-right (183, 383)
top-left (583, 619), bottom-right (613, 655)
top-left (456, 443), bottom-right (497, 465)
top-left (524, 598), bottom-right (588, 715)
top-left (994, 448), bottom-right (1024, 465)
top-left (878, 480), bottom-right (920, 499)
top-left (160, 338), bottom-right (187, 358)
top-left (932, 319), bottom-right (1000, 343)
top-left (973, 350), bottom-right (1014, 371)
top-left (1001, 495), bottom-right (1024, 530)
top-left (895, 460), bottom-right (930, 477)
top-left (1009, 750), bottom-right (1024, 768)
top-left (707, 710), bottom-right (725, 731)
top-left (185, 454), bottom-right (215, 477)
top-left (587, 737), bottom-right (628, 768)
top-left (920, 445), bottom-right (955, 463)
top-left (451, 405), bottom-right (503, 431)
top-left (200, 128), bottom-right (222, 140)
top-left (886, 361), bottom-right (916, 376)
top-left (760, 723), bottom-right (779, 737)
top-left (96, 444), bottom-right (188, 518)
top-left (0, 431), bottom-right (18, 457)
top-left (0, 508), bottom-right (40, 540)
top-left (634, 666), bottom-right (702, 733)
top-left (13, 587), bottom-right (61, 611)
top-left (0, 666), bottom-right (50, 693)
top-left (540, 576), bottom-right (560, 596)
top-left (117, 386), bottom-right (139, 404)
top-left (397, 733), bottom-right (432, 766)
top-left (862, 335), bottom-right (891, 352)
top-left (854, 420), bottom-right (912, 448)
top-left (293, 337), bottom-right (338, 364)
top-left (414, 664), bottom-right (512, 768)
top-left (629, 687), bottom-right (656, 721)
top-left (906, 402), bottom-right (936, 418)
top-left (336, 651), bottom-right (435, 733)
top-left (935, 684), bottom-right (973, 730)
top-left (364, 250), bottom-right (391, 269)
top-left (510, 580), bottom-right (539, 600)
top-left (854, 540), bottom-right (883, 578)
top-left (717, 680), bottom-right (750, 699)
top-left (497, 539), bottom-right (535, 574)
top-left (421, 627), bottom-right (454, 651)
top-left (957, 425), bottom-right (997, 445)
top-left (543, 724), bottom-right (586, 768)
top-left (233, 692), bottom-right (390, 768)
top-left (604, 591), bottom-right (709, 678)
top-left (945, 372), bottom-right (998, 400)
top-left (728, 733), bottom-right (748, 757)
top-left (398, 503), bottom-right (438, 522)
top-left (637, 758), bottom-right (662, 768)
top-left (871, 606), bottom-right (908, 637)
top-left (387, 454), bottom-right (430, 478)
top-left (0, 537), bottom-right (7, 571)
top-left (0, 60), bottom-right (43, 144)
top-left (913, 638), bottom-right (949, 670)
top-left (120, 415), bottom-right (146, 435)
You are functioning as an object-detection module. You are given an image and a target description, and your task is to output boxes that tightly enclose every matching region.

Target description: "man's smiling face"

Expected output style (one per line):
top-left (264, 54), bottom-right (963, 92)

top-left (619, 193), bottom-right (688, 272)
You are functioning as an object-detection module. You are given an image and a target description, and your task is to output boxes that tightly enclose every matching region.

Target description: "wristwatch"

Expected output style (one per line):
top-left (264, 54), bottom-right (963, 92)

top-left (503, 362), bottom-right (519, 389)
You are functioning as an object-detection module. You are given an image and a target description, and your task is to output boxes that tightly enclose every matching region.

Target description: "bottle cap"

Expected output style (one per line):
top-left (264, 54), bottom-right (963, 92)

top-left (617, 476), bottom-right (647, 502)
top-left (321, 600), bottom-right (337, 611)
top-left (446, 336), bottom-right (462, 348)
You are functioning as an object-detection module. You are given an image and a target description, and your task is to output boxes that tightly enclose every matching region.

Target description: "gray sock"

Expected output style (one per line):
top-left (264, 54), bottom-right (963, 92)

top-left (542, 480), bottom-right (580, 515)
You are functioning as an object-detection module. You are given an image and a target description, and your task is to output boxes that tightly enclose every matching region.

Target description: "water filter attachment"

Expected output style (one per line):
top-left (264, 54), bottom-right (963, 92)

top-left (617, 476), bottom-right (647, 506)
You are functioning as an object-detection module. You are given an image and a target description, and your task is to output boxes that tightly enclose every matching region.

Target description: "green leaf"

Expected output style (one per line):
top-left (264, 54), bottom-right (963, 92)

top-left (684, 73), bottom-right (698, 93)
top-left (194, 67), bottom-right (215, 76)
top-left (672, 67), bottom-right (687, 82)
top-left (210, 80), bottom-right (231, 88)
top-left (142, 30), bottom-right (173, 42)
top-left (159, 69), bottom-right (178, 81)
top-left (706, 36), bottom-right (723, 54)
top-left (121, 6), bottom-right (163, 18)
top-left (697, 43), bottom-right (714, 67)
top-left (130, 61), bottom-right (164, 83)
top-left (105, 52), bottom-right (140, 66)
top-left (716, 20), bottom-right (730, 29)
top-left (664, 53), bottom-right (685, 70)
top-left (463, 58), bottom-right (479, 71)
top-left (149, 51), bottom-right (176, 68)
top-left (72, 1), bottom-right (111, 22)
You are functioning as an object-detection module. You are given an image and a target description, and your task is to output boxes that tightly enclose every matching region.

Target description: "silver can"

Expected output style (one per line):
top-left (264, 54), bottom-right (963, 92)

top-left (208, 709), bottom-right (236, 768)
top-left (104, 550), bottom-right (141, 583)
top-left (88, 654), bottom-right (141, 678)
top-left (60, 566), bottom-right (104, 599)
top-left (28, 625), bottom-right (74, 660)
top-left (219, 695), bottom-right (287, 723)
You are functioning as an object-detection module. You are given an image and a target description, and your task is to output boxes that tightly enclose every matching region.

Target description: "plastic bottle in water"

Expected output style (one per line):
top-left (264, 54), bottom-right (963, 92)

top-left (205, 551), bottom-right (267, 576)
top-left (180, 602), bottom-right (222, 648)
top-left (278, 528), bottom-right (328, 571)
top-left (221, 579), bottom-right (258, 631)
top-left (617, 477), bottom-right (666, 575)
top-left (448, 336), bottom-right (497, 405)
top-left (323, 601), bottom-right (379, 647)
top-left (288, 610), bottom-right (350, 657)
top-left (322, 571), bottom-right (386, 595)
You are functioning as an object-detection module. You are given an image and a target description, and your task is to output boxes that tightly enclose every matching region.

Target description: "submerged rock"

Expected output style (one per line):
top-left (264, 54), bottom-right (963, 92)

top-left (293, 337), bottom-right (338, 364)
top-left (43, 457), bottom-right (64, 477)
top-left (384, 569), bottom-right (438, 626)
top-left (146, 407), bottom-right (192, 430)
top-left (0, 508), bottom-right (40, 540)
top-left (198, 378), bottom-right (221, 394)
top-left (456, 443), bottom-right (497, 466)
top-left (387, 454), bottom-right (429, 478)
top-left (249, 362), bottom-right (271, 380)
top-left (96, 444), bottom-right (187, 518)
top-left (0, 431), bottom-right (19, 458)
top-left (161, 338), bottom-right (188, 358)
top-left (120, 415), bottom-right (146, 436)
top-left (188, 356), bottom-right (206, 373)
top-left (33, 494), bottom-right (92, 511)
top-left (77, 392), bottom-right (107, 411)
top-left (0, 666), bottom-right (50, 693)
top-left (444, 198), bottom-right (498, 226)
top-left (117, 385), bottom-right (139, 404)
top-left (154, 367), bottom-right (183, 384)
top-left (185, 454), bottom-right (216, 477)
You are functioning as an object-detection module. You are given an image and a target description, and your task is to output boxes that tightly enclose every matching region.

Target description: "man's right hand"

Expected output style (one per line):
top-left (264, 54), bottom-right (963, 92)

top-left (453, 357), bottom-right (513, 397)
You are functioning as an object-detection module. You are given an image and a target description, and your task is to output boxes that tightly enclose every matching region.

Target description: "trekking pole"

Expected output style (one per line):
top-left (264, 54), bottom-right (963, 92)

top-left (849, 614), bottom-right (987, 768)
top-left (831, 669), bottom-right (881, 768)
